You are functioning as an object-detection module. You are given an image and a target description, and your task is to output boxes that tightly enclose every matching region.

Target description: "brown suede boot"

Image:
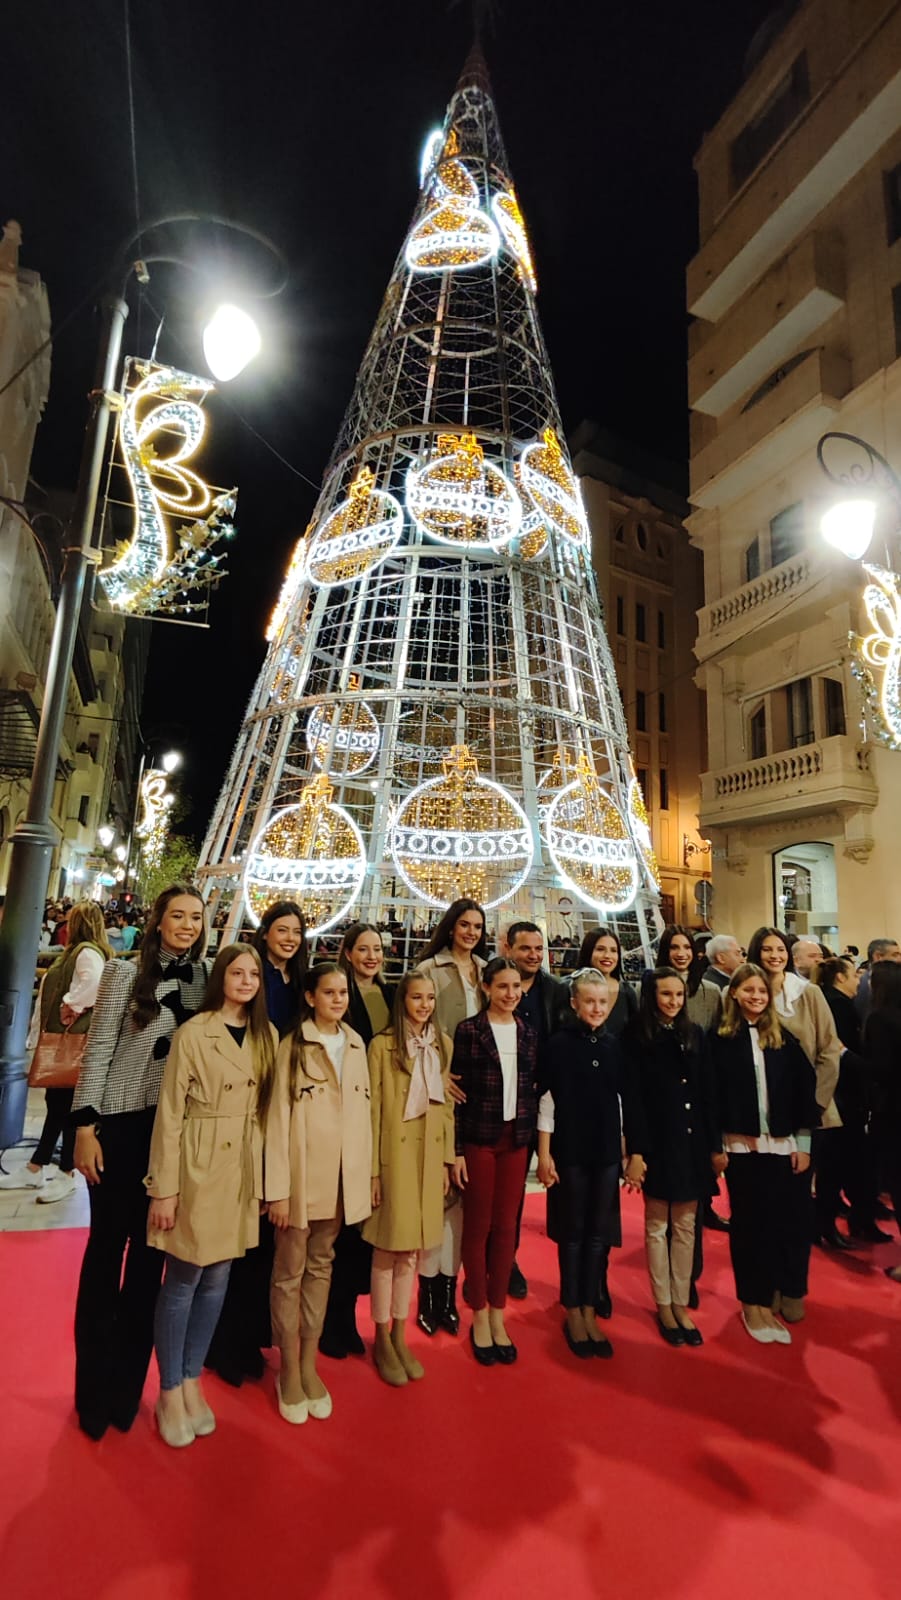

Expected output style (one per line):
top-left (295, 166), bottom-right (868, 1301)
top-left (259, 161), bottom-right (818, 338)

top-left (374, 1323), bottom-right (408, 1386)
top-left (391, 1319), bottom-right (424, 1380)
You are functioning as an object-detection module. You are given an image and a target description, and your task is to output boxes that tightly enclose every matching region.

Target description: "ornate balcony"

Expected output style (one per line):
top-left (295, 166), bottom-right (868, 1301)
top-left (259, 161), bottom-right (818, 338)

top-left (695, 552), bottom-right (839, 660)
top-left (699, 735), bottom-right (877, 829)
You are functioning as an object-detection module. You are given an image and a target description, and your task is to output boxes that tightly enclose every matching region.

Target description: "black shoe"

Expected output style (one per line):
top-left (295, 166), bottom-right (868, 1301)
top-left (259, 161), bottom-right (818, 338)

top-left (816, 1227), bottom-right (854, 1250)
top-left (676, 1323), bottom-right (704, 1348)
top-left (874, 1200), bottom-right (895, 1221)
top-left (492, 1338), bottom-right (518, 1365)
top-left (848, 1222), bottom-right (894, 1243)
top-left (563, 1321), bottom-right (594, 1359)
top-left (592, 1335), bottom-right (614, 1359)
top-left (469, 1326), bottom-right (497, 1366)
top-left (688, 1284), bottom-right (700, 1311)
top-left (416, 1275), bottom-right (440, 1337)
top-left (205, 1352), bottom-right (246, 1387)
top-left (703, 1207), bottom-right (730, 1232)
top-left (507, 1260), bottom-right (528, 1300)
top-left (656, 1316), bottom-right (686, 1347)
top-left (437, 1273), bottom-right (460, 1335)
top-left (318, 1329), bottom-right (349, 1360)
top-left (346, 1321), bottom-right (366, 1357)
top-left (78, 1412), bottom-right (109, 1441)
top-left (242, 1346), bottom-right (266, 1380)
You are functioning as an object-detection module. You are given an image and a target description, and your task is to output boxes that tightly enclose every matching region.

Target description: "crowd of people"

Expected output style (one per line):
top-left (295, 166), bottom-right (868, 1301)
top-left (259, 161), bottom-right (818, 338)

top-left (2, 885), bottom-right (899, 1450)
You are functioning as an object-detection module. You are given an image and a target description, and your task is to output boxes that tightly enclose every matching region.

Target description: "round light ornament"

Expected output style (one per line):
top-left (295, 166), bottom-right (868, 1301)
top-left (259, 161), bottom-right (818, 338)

top-left (520, 428), bottom-right (589, 546)
top-left (389, 744), bottom-right (533, 910)
top-left (627, 777), bottom-right (661, 890)
top-left (405, 194), bottom-right (500, 274)
top-left (491, 189), bottom-right (537, 293)
top-left (406, 433), bottom-right (521, 549)
top-left (546, 756), bottom-right (639, 913)
top-left (513, 464), bottom-right (548, 560)
top-left (306, 467), bottom-right (404, 588)
top-left (306, 683), bottom-right (380, 777)
top-left (243, 774), bottom-right (367, 935)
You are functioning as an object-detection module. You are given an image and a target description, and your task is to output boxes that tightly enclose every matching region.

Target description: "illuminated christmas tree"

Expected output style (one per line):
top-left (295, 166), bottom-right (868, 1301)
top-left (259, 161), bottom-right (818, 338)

top-left (197, 49), bottom-right (660, 955)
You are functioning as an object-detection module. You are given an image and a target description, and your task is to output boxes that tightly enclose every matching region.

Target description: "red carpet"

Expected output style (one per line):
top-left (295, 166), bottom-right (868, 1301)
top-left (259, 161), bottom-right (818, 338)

top-left (2, 1193), bottom-right (901, 1600)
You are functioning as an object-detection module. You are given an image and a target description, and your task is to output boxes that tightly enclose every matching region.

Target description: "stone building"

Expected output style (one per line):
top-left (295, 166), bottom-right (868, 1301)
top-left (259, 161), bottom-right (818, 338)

top-left (572, 422), bottom-right (709, 930)
top-left (687, 0), bottom-right (901, 949)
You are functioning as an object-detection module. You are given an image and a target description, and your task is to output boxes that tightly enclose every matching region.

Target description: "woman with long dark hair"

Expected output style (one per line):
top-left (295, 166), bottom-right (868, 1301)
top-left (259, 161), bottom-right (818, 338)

top-left (863, 961), bottom-right (901, 1282)
top-left (253, 900), bottom-right (307, 1037)
top-left (814, 956), bottom-right (885, 1244)
top-left (656, 925), bottom-right (722, 1031)
top-left (71, 883), bottom-right (209, 1440)
top-left (576, 927), bottom-right (637, 1038)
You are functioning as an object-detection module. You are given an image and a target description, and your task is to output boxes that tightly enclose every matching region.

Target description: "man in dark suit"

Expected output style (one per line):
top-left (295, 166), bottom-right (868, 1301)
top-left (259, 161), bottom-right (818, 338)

top-left (703, 934), bottom-right (743, 990)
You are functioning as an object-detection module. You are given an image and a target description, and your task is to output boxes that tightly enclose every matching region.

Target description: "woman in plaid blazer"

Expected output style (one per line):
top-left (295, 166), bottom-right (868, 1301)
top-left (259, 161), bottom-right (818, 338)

top-left (452, 957), bottom-right (538, 1367)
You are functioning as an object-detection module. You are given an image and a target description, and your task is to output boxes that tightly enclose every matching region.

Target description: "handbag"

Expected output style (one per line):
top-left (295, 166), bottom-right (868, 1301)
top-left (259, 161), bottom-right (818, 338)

top-left (27, 1027), bottom-right (87, 1090)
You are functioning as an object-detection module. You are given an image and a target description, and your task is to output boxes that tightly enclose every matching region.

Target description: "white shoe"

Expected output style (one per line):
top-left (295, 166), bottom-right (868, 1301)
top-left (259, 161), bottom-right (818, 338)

top-left (276, 1376), bottom-right (308, 1425)
top-left (37, 1173), bottom-right (78, 1205)
top-left (0, 1164), bottom-right (47, 1190)
top-left (741, 1311), bottom-right (774, 1344)
top-left (307, 1386), bottom-right (332, 1421)
top-left (768, 1318), bottom-right (792, 1345)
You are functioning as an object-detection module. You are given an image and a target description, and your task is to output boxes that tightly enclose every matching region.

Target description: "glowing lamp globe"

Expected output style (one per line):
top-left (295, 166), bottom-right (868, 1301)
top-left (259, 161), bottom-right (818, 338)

top-left (820, 497), bottom-right (876, 561)
top-left (202, 304), bottom-right (262, 382)
top-left (243, 776), bottom-right (367, 936)
top-left (97, 825), bottom-right (115, 849)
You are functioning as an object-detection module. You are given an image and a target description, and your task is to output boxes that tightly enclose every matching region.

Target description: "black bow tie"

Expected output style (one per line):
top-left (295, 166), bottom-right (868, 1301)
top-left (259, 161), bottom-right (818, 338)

top-left (166, 961), bottom-right (196, 983)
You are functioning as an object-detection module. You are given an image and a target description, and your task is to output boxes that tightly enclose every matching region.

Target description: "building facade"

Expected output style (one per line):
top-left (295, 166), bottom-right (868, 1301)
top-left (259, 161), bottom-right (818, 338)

top-left (687, 0), bottom-right (901, 949)
top-left (0, 221), bottom-right (149, 900)
top-left (573, 423), bottom-right (709, 930)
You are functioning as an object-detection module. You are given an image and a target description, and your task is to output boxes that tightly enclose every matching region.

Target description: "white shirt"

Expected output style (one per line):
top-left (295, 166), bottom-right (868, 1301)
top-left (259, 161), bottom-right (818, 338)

top-left (489, 1020), bottom-right (518, 1121)
top-left (26, 946), bottom-right (106, 1053)
top-left (461, 974), bottom-right (480, 1020)
top-left (773, 970), bottom-right (808, 1019)
top-left (723, 1024), bottom-right (797, 1157)
top-left (314, 1025), bottom-right (347, 1085)
top-left (537, 1090), bottom-right (555, 1134)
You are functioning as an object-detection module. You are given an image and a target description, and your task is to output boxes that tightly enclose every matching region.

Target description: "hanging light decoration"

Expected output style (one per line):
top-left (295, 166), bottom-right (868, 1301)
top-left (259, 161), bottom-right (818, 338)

top-left (546, 754), bottom-right (639, 913)
top-left (406, 128), bottom-right (500, 275)
top-left (491, 188), bottom-right (537, 293)
top-left (850, 563), bottom-right (901, 749)
top-left (306, 466), bottom-right (404, 587)
top-left (389, 744), bottom-right (533, 909)
top-left (266, 532), bottom-right (310, 641)
top-left (520, 427), bottom-right (589, 547)
top-left (513, 463), bottom-right (549, 560)
top-left (306, 678), bottom-right (380, 777)
top-left (135, 770), bottom-right (175, 872)
top-left (627, 775), bottom-right (661, 890)
top-left (243, 773), bottom-right (367, 934)
top-left (406, 432), bottom-right (521, 549)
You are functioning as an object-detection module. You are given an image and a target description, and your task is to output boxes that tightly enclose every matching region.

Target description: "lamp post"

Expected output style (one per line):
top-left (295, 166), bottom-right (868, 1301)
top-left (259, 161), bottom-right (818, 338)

top-left (0, 215), bottom-right (286, 1146)
top-left (816, 432), bottom-right (901, 561)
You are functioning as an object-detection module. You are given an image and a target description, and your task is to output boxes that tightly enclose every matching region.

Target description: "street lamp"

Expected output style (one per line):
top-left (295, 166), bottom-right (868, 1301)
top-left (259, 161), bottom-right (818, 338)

top-left (97, 824), bottom-right (116, 850)
top-left (0, 214), bottom-right (287, 1146)
top-left (817, 432), bottom-right (901, 561)
top-left (160, 750), bottom-right (182, 775)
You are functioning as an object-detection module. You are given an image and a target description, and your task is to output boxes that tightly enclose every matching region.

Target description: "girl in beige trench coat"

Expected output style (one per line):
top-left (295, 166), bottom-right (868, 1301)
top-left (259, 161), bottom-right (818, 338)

top-left (146, 945), bottom-right (277, 1448)
top-left (363, 973), bottom-right (455, 1386)
top-left (265, 963), bottom-right (372, 1425)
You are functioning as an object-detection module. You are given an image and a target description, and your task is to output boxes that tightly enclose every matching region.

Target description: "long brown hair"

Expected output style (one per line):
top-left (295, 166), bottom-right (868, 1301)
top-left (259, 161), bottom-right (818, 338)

top-left (419, 897), bottom-right (488, 961)
top-left (288, 961), bottom-right (347, 1099)
top-left (388, 971), bottom-right (452, 1074)
top-left (719, 961), bottom-right (783, 1049)
top-left (131, 883), bottom-right (207, 1029)
top-left (814, 956), bottom-right (855, 991)
top-left (252, 900), bottom-right (308, 1007)
top-left (67, 900), bottom-right (114, 962)
top-left (202, 943), bottom-right (276, 1121)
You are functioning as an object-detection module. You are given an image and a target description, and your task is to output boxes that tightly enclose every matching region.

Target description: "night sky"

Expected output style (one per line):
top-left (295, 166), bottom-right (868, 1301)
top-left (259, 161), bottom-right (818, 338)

top-left (8, 0), bottom-right (777, 837)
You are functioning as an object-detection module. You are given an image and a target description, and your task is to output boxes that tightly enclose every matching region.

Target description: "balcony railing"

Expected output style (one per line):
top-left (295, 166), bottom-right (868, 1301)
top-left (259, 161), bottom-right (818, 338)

top-left (704, 554), bottom-right (810, 634)
top-left (700, 734), bottom-right (876, 826)
top-left (709, 744), bottom-right (821, 799)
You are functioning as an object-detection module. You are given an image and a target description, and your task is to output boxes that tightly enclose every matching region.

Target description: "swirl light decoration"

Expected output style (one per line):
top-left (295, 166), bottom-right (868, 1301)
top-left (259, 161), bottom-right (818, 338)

top-left (406, 432), bottom-right (521, 549)
top-left (99, 359), bottom-right (237, 616)
top-left (306, 680), bottom-right (380, 777)
top-left (306, 467), bottom-right (404, 587)
top-left (491, 189), bottom-right (537, 293)
top-left (627, 776), bottom-right (661, 890)
top-left (389, 744), bottom-right (533, 909)
top-left (135, 770), bottom-right (174, 872)
top-left (520, 427), bottom-right (589, 547)
top-left (851, 563), bottom-right (901, 749)
top-left (546, 754), bottom-right (639, 913)
top-left (243, 774), bottom-right (367, 934)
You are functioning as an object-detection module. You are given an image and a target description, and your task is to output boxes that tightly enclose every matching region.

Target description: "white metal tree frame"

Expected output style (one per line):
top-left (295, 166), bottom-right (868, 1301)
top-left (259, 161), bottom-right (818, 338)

top-left (197, 50), bottom-right (660, 956)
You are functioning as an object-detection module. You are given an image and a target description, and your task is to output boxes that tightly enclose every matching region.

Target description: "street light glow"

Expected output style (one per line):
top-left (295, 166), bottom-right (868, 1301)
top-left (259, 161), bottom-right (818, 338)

top-left (820, 497), bottom-right (877, 561)
top-left (201, 303), bottom-right (262, 382)
top-left (161, 750), bottom-right (182, 774)
top-left (97, 825), bottom-right (115, 848)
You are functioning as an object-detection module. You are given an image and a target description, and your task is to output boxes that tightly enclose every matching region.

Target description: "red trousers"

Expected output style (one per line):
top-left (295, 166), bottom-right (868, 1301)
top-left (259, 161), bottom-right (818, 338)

top-left (461, 1125), bottom-right (529, 1310)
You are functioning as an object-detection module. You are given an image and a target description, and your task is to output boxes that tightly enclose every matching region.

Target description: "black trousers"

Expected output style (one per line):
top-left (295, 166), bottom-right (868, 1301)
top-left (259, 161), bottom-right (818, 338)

top-left (725, 1154), bottom-right (811, 1305)
top-left (33, 1086), bottom-right (75, 1171)
top-left (73, 1109), bottom-right (164, 1428)
top-left (555, 1162), bottom-right (620, 1309)
top-left (838, 1121), bottom-right (880, 1228)
top-left (206, 1216), bottom-right (275, 1364)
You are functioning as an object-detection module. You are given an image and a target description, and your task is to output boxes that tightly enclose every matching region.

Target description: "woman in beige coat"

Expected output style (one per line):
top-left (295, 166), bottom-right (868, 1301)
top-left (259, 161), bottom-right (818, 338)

top-left (146, 945), bottom-right (277, 1447)
top-left (265, 963), bottom-right (372, 1426)
top-left (363, 973), bottom-right (455, 1386)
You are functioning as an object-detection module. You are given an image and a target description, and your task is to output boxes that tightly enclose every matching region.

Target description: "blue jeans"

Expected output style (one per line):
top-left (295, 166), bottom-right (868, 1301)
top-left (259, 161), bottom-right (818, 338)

top-left (154, 1255), bottom-right (232, 1392)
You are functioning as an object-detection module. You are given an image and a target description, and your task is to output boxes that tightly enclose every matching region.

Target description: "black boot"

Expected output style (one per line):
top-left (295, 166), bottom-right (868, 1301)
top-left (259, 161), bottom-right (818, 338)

top-left (416, 1275), bottom-right (440, 1336)
top-left (437, 1273), bottom-right (460, 1335)
top-left (345, 1292), bottom-right (366, 1356)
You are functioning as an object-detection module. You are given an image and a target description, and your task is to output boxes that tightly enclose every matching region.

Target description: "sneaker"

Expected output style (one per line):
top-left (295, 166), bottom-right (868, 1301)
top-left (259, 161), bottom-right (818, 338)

top-left (0, 1164), bottom-right (48, 1190)
top-left (37, 1173), bottom-right (78, 1205)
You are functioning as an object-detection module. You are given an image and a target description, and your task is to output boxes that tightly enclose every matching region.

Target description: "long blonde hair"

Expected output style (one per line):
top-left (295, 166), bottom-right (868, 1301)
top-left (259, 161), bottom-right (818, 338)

top-left (719, 961), bottom-right (783, 1050)
top-left (388, 972), bottom-right (452, 1074)
top-left (67, 900), bottom-right (114, 961)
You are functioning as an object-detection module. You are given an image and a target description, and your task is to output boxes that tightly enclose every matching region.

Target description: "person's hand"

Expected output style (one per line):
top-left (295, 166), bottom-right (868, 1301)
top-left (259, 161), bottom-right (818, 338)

top-left (711, 1152), bottom-right (729, 1175)
top-left (371, 1176), bottom-right (382, 1209)
top-left (268, 1199), bottom-right (291, 1230)
top-left (148, 1195), bottom-right (178, 1232)
top-left (537, 1153), bottom-right (558, 1188)
top-left (624, 1154), bottom-right (646, 1191)
top-left (447, 1072), bottom-right (466, 1106)
top-left (791, 1150), bottom-right (811, 1174)
top-left (74, 1126), bottom-right (104, 1184)
top-left (59, 1003), bottom-right (78, 1028)
top-left (453, 1155), bottom-right (468, 1189)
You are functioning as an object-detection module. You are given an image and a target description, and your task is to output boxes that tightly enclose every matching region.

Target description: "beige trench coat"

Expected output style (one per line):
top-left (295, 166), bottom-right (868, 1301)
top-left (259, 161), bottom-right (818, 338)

top-left (361, 1029), bottom-right (456, 1253)
top-left (145, 1012), bottom-right (276, 1266)
top-left (777, 981), bottom-right (843, 1128)
top-left (264, 1021), bottom-right (372, 1228)
top-left (415, 947), bottom-right (486, 1038)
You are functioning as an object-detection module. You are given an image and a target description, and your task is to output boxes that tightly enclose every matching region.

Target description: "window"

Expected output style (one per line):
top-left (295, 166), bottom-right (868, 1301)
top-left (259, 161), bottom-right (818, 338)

top-left (770, 502), bottom-right (804, 566)
top-left (786, 677), bottom-right (814, 749)
top-left (730, 54), bottom-right (810, 190)
top-left (635, 603), bottom-right (646, 642)
top-left (885, 161), bottom-right (901, 246)
top-left (614, 523), bottom-right (625, 543)
top-left (750, 704), bottom-right (767, 760)
top-left (824, 677), bottom-right (846, 737)
top-left (658, 692), bottom-right (667, 733)
top-left (657, 610), bottom-right (666, 650)
top-left (745, 538), bottom-right (761, 584)
top-left (659, 769), bottom-right (669, 811)
top-left (636, 690), bottom-right (647, 732)
top-left (636, 767), bottom-right (649, 807)
top-left (636, 522), bottom-right (648, 551)
top-left (77, 795), bottom-right (90, 826)
top-left (616, 595), bottom-right (625, 635)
